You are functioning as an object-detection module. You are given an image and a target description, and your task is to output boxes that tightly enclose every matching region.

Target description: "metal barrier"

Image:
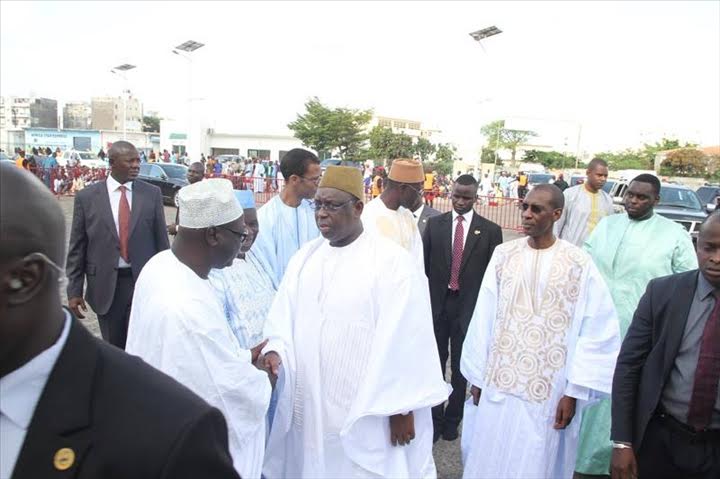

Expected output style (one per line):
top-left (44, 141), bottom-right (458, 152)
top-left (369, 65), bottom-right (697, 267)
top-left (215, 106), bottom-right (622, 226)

top-left (29, 166), bottom-right (523, 232)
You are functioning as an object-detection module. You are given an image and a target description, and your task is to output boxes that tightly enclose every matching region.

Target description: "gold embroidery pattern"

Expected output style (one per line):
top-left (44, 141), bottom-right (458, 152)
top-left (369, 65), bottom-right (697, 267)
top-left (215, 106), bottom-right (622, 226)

top-left (486, 241), bottom-right (588, 403)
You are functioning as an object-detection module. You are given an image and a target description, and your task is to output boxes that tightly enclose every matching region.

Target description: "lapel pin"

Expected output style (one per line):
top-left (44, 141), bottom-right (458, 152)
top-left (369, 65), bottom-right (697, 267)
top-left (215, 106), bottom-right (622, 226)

top-left (54, 448), bottom-right (75, 471)
top-left (474, 229), bottom-right (481, 235)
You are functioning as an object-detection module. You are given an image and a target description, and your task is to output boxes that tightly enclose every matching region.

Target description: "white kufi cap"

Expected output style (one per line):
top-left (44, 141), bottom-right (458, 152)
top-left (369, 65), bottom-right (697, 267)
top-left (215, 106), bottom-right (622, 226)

top-left (178, 178), bottom-right (243, 229)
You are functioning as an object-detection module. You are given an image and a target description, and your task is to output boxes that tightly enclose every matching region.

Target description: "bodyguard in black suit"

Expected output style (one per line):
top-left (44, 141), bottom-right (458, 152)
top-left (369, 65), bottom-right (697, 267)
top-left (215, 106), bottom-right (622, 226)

top-left (0, 164), bottom-right (239, 479)
top-left (422, 174), bottom-right (503, 441)
top-left (414, 203), bottom-right (441, 236)
top-left (611, 213), bottom-right (720, 479)
top-left (66, 141), bottom-right (169, 349)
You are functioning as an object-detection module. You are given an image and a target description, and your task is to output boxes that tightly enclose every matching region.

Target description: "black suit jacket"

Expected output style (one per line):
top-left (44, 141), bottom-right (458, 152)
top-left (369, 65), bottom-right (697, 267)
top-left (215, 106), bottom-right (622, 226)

top-left (416, 205), bottom-right (441, 236)
top-left (423, 211), bottom-right (503, 335)
top-left (12, 315), bottom-right (239, 479)
top-left (66, 179), bottom-right (170, 315)
top-left (611, 270), bottom-right (700, 450)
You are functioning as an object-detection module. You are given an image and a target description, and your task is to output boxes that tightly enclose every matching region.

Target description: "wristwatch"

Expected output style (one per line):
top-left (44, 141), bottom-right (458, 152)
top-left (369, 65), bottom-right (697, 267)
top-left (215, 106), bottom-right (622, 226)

top-left (612, 441), bottom-right (632, 449)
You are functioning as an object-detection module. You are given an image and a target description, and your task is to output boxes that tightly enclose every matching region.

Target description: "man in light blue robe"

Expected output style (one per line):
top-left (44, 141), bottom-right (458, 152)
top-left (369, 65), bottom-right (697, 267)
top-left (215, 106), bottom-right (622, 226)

top-left (252, 148), bottom-right (321, 289)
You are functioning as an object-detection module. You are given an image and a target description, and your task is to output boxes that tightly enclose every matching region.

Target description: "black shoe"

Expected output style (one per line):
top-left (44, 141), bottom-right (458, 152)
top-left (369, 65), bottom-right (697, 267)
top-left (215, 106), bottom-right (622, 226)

top-left (433, 428), bottom-right (443, 443)
top-left (442, 426), bottom-right (459, 441)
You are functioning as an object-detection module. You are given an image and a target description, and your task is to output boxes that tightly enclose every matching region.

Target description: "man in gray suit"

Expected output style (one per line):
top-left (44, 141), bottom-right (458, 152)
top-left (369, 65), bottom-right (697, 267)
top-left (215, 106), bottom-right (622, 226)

top-left (66, 141), bottom-right (169, 349)
top-left (409, 181), bottom-right (441, 235)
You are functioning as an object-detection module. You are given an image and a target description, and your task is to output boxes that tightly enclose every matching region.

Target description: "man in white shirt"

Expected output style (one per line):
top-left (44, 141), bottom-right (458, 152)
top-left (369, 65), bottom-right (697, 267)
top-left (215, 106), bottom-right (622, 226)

top-left (66, 141), bottom-right (169, 349)
top-left (1, 163), bottom-right (239, 479)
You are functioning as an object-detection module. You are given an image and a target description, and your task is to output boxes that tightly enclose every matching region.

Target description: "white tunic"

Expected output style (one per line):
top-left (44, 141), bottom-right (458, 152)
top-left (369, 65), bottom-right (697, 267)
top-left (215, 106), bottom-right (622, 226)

top-left (361, 197), bottom-right (424, 271)
top-left (262, 233), bottom-right (449, 478)
top-left (126, 250), bottom-right (272, 479)
top-left (554, 184), bottom-right (615, 247)
top-left (460, 238), bottom-right (621, 479)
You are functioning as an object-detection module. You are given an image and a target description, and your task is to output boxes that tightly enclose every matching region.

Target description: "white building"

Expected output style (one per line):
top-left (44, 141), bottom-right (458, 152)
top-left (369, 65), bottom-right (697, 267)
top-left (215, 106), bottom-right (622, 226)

top-left (368, 115), bottom-right (443, 142)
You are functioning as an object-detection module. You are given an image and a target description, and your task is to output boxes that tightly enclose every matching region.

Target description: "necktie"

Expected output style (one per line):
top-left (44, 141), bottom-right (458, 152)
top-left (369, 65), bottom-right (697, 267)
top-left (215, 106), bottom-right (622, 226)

top-left (449, 216), bottom-right (464, 291)
top-left (687, 290), bottom-right (720, 430)
top-left (118, 185), bottom-right (130, 263)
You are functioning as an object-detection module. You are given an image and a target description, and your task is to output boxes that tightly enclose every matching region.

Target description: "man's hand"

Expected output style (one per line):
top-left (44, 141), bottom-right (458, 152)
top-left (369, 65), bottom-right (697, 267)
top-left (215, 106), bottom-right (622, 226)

top-left (389, 412), bottom-right (415, 446)
top-left (68, 297), bottom-right (87, 319)
top-left (470, 385), bottom-right (482, 406)
top-left (611, 448), bottom-right (637, 479)
top-left (250, 339), bottom-right (268, 364)
top-left (553, 395), bottom-right (576, 429)
top-left (167, 224), bottom-right (178, 236)
top-left (264, 351), bottom-right (282, 376)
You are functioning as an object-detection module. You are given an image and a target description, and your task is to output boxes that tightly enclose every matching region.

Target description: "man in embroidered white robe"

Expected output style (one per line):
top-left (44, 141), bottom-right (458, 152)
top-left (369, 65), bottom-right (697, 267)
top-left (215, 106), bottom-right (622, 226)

top-left (262, 166), bottom-right (449, 478)
top-left (460, 185), bottom-right (621, 479)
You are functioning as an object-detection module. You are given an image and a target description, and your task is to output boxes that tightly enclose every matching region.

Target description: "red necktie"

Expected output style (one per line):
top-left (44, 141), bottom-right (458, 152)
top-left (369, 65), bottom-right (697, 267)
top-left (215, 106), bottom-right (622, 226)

top-left (118, 185), bottom-right (130, 263)
top-left (686, 290), bottom-right (720, 430)
top-left (449, 216), bottom-right (464, 291)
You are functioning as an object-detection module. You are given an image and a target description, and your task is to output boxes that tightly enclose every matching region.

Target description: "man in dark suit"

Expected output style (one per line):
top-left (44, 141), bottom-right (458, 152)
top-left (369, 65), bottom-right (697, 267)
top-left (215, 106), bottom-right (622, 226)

top-left (409, 182), bottom-right (441, 235)
top-left (611, 212), bottom-right (720, 479)
top-left (66, 141), bottom-right (169, 349)
top-left (422, 174), bottom-right (503, 441)
top-left (0, 163), bottom-right (239, 479)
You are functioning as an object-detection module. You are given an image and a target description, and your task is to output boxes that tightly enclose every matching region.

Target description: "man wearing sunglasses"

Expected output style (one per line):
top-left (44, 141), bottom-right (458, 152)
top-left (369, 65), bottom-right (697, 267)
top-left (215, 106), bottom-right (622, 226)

top-left (361, 158), bottom-right (426, 270)
top-left (262, 166), bottom-right (448, 478)
top-left (126, 179), bottom-right (272, 479)
top-left (0, 164), bottom-right (240, 478)
top-left (253, 148), bottom-right (321, 289)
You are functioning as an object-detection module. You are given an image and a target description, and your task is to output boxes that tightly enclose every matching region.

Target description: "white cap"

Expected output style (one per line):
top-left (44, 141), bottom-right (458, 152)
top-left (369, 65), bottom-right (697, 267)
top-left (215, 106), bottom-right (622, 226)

top-left (178, 178), bottom-right (243, 229)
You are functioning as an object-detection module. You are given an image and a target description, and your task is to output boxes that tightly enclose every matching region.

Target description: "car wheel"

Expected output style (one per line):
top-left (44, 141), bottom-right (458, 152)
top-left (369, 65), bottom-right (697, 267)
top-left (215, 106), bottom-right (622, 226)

top-left (173, 189), bottom-right (180, 208)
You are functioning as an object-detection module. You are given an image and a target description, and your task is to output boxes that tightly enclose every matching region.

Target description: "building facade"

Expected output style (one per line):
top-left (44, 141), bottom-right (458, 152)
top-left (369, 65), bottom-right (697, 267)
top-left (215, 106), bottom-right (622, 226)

top-left (63, 102), bottom-right (92, 129)
top-left (368, 115), bottom-right (442, 141)
top-left (91, 96), bottom-right (143, 132)
top-left (0, 96), bottom-right (58, 130)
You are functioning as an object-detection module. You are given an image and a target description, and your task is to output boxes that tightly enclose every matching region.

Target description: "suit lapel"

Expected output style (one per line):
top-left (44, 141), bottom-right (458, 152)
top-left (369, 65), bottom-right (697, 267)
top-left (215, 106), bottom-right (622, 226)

top-left (440, 213), bottom-right (453, 270)
top-left (663, 271), bottom-right (698, 377)
top-left (12, 317), bottom-right (97, 479)
top-left (98, 181), bottom-right (119, 243)
top-left (128, 180), bottom-right (143, 238)
top-left (460, 213), bottom-right (483, 272)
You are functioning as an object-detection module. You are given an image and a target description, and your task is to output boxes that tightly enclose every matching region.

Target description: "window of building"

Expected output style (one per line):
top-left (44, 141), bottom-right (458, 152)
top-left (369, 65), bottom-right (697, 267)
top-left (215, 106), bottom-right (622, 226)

top-left (279, 150), bottom-right (289, 162)
top-left (408, 122), bottom-right (420, 130)
top-left (378, 118), bottom-right (392, 128)
top-left (247, 149), bottom-right (271, 160)
top-left (393, 121), bottom-right (407, 129)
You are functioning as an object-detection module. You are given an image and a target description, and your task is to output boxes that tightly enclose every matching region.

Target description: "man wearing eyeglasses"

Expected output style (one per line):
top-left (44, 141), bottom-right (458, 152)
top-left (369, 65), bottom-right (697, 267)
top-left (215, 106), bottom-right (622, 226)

top-left (361, 159), bottom-right (426, 271)
top-left (261, 166), bottom-right (448, 478)
top-left (126, 179), bottom-right (272, 478)
top-left (252, 148), bottom-right (321, 289)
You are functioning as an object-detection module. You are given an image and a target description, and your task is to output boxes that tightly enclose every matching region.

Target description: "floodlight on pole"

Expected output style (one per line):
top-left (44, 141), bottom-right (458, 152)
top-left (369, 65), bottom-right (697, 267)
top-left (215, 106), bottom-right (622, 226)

top-left (470, 26), bottom-right (502, 173)
top-left (171, 41), bottom-right (205, 160)
top-left (110, 64), bottom-right (136, 140)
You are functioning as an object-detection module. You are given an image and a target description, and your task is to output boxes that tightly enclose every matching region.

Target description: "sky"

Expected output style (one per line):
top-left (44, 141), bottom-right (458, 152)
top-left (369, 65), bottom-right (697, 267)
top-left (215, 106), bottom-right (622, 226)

top-left (1, 0), bottom-right (719, 162)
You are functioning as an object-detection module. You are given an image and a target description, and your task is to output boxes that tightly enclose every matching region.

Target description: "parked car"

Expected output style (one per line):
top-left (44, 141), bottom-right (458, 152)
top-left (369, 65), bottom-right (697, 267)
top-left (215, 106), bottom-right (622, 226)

top-left (609, 180), bottom-right (708, 240)
top-left (696, 185), bottom-right (720, 211)
top-left (602, 179), bottom-right (616, 194)
top-left (570, 175), bottom-right (586, 187)
top-left (137, 163), bottom-right (189, 207)
top-left (59, 150), bottom-right (108, 169)
top-left (0, 152), bottom-right (11, 164)
top-left (526, 173), bottom-right (555, 191)
top-left (319, 158), bottom-right (362, 172)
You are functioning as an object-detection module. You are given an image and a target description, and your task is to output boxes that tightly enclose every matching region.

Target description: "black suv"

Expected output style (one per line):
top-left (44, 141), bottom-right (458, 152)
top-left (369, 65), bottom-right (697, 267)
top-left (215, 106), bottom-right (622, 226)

top-left (137, 163), bottom-right (189, 206)
top-left (655, 184), bottom-right (708, 241)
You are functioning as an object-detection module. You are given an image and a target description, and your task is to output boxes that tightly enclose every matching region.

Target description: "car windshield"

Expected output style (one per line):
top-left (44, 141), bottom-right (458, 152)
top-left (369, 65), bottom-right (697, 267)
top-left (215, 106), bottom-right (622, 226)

top-left (696, 187), bottom-right (720, 204)
top-left (659, 186), bottom-right (703, 210)
top-left (528, 174), bottom-right (554, 184)
top-left (159, 164), bottom-right (188, 179)
top-left (320, 159), bottom-right (341, 167)
top-left (602, 180), bottom-right (615, 193)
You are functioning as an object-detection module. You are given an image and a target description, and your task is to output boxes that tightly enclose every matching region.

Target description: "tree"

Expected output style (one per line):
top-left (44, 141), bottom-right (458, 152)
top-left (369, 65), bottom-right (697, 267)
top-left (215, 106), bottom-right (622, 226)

top-left (368, 126), bottom-right (414, 163)
top-left (142, 115), bottom-right (161, 133)
top-left (433, 143), bottom-right (457, 175)
top-left (641, 137), bottom-right (697, 168)
top-left (480, 120), bottom-right (538, 168)
top-left (288, 97), bottom-right (373, 160)
top-left (523, 150), bottom-right (578, 170)
top-left (414, 137), bottom-right (436, 162)
top-left (661, 148), bottom-right (708, 177)
top-left (594, 149), bottom-right (650, 170)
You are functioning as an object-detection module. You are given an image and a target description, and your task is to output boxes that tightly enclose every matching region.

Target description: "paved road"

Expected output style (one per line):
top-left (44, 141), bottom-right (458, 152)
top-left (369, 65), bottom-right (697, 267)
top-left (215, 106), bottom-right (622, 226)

top-left (57, 195), bottom-right (521, 479)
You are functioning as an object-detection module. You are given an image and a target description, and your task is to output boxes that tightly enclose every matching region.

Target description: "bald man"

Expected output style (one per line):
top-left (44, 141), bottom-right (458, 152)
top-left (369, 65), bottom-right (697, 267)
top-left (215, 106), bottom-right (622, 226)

top-left (0, 163), bottom-right (239, 479)
top-left (66, 141), bottom-right (169, 349)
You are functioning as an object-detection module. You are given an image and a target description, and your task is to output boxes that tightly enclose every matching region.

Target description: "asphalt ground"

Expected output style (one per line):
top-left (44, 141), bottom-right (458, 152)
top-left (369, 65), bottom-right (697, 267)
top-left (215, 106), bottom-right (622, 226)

top-left (57, 196), bottom-right (522, 479)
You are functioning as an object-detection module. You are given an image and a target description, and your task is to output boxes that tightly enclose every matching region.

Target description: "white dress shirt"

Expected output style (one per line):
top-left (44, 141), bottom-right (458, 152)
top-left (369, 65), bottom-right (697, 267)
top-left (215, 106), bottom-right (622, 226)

top-left (0, 311), bottom-right (71, 479)
top-left (451, 209), bottom-right (474, 250)
top-left (106, 175), bottom-right (133, 268)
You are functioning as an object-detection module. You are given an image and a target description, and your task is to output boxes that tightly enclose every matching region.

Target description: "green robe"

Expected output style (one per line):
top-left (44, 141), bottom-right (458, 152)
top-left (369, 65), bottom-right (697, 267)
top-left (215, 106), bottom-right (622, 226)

top-left (575, 212), bottom-right (697, 474)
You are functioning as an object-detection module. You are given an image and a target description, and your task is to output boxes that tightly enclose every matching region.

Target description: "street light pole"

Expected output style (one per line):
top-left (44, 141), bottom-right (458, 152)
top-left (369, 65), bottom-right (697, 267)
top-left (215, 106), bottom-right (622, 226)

top-left (470, 26), bottom-right (502, 176)
top-left (111, 64), bottom-right (136, 140)
top-left (172, 40), bottom-right (205, 160)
